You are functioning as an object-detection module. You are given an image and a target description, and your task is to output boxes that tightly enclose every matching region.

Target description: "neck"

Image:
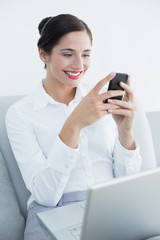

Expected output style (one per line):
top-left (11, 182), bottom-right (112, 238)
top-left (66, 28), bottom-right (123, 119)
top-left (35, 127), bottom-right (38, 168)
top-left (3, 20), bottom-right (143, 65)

top-left (43, 71), bottom-right (76, 106)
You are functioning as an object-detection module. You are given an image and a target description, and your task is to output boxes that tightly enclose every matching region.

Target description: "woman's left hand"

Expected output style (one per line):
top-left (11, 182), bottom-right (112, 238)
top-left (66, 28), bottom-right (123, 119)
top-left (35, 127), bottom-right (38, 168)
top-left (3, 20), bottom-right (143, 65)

top-left (107, 75), bottom-right (137, 150)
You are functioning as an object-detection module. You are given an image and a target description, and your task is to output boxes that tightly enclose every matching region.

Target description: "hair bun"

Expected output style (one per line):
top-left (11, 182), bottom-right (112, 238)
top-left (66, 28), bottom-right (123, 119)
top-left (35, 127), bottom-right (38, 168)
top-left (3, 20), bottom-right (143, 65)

top-left (38, 17), bottom-right (52, 35)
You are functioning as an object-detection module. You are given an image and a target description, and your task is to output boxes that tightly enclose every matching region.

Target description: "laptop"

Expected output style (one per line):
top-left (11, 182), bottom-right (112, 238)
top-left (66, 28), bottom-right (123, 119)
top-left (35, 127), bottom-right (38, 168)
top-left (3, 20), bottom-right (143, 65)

top-left (37, 168), bottom-right (160, 240)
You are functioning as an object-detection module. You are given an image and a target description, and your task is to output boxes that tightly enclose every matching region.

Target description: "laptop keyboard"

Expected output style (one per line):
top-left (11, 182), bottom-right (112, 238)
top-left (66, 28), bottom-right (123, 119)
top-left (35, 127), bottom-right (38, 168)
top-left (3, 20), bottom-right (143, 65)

top-left (67, 223), bottom-right (82, 240)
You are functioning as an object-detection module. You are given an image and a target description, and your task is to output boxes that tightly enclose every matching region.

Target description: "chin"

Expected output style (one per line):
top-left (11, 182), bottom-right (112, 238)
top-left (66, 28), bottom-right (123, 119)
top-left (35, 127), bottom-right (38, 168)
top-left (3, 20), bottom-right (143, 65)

top-left (65, 79), bottom-right (82, 88)
top-left (67, 82), bottom-right (80, 89)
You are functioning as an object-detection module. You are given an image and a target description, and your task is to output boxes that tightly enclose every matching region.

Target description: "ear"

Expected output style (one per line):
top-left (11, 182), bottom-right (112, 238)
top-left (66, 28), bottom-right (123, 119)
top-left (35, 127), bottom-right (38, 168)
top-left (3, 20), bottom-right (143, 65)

top-left (38, 48), bottom-right (48, 63)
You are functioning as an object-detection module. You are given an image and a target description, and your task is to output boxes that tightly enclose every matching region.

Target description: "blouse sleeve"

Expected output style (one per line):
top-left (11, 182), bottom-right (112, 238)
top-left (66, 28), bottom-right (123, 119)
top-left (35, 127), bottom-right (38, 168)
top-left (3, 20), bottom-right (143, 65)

top-left (5, 105), bottom-right (80, 207)
top-left (113, 136), bottom-right (142, 177)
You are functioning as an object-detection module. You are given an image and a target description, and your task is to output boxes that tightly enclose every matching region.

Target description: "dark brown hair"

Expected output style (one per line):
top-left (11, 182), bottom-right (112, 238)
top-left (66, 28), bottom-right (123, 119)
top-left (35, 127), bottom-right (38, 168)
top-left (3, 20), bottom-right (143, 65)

top-left (37, 14), bottom-right (93, 69)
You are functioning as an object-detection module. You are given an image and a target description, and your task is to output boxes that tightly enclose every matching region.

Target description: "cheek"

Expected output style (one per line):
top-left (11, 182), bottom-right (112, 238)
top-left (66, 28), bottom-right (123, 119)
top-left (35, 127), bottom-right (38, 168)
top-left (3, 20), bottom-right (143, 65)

top-left (85, 59), bottom-right (91, 70)
top-left (54, 57), bottom-right (71, 71)
top-left (49, 58), bottom-right (65, 73)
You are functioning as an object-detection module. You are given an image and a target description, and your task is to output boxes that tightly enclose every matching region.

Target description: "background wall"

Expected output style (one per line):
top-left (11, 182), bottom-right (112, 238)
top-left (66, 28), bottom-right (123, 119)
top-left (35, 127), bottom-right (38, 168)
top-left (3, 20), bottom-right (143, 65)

top-left (0, 0), bottom-right (159, 112)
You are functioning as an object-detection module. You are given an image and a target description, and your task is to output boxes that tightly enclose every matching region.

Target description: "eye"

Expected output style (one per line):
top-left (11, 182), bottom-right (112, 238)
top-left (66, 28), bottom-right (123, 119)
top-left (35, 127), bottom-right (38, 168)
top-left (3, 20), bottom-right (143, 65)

top-left (83, 54), bottom-right (90, 57)
top-left (63, 53), bottom-right (72, 57)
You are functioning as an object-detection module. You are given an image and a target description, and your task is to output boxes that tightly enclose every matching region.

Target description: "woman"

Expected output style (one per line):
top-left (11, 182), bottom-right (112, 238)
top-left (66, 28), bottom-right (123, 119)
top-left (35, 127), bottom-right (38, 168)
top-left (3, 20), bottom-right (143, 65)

top-left (6, 14), bottom-right (142, 240)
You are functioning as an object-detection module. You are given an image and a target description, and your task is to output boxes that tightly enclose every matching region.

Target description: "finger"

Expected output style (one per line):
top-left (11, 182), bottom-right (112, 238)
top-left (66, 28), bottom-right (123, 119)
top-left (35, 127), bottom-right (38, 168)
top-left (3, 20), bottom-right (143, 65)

top-left (107, 99), bottom-right (136, 111)
top-left (101, 103), bottom-right (121, 111)
top-left (108, 108), bottom-right (136, 118)
top-left (91, 72), bottom-right (116, 94)
top-left (99, 90), bottom-right (125, 102)
top-left (119, 80), bottom-right (134, 102)
top-left (127, 75), bottom-right (131, 86)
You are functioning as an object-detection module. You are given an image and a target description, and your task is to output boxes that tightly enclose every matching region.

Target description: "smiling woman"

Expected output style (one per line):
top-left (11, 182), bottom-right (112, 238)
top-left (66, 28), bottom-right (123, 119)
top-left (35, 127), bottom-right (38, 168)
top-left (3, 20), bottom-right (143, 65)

top-left (37, 15), bottom-right (92, 104)
top-left (5, 13), bottom-right (142, 240)
top-left (39, 31), bottom-right (91, 98)
top-left (37, 14), bottom-right (92, 69)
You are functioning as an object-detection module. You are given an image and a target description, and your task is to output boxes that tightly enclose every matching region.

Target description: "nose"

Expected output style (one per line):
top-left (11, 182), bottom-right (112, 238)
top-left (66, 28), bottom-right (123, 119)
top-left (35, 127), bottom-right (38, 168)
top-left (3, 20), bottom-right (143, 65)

top-left (71, 55), bottom-right (83, 70)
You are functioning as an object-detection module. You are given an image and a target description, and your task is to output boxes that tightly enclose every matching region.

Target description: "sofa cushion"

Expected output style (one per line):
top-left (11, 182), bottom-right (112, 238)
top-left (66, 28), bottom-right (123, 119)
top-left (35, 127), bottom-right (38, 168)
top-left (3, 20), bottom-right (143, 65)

top-left (147, 111), bottom-right (160, 166)
top-left (133, 100), bottom-right (157, 170)
top-left (0, 152), bottom-right (25, 240)
top-left (0, 95), bottom-right (30, 219)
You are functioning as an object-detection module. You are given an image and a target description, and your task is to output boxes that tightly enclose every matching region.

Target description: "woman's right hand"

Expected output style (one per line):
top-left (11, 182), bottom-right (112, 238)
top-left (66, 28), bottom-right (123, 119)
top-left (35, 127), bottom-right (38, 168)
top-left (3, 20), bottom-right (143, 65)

top-left (59, 72), bottom-right (124, 148)
top-left (70, 72), bottom-right (124, 128)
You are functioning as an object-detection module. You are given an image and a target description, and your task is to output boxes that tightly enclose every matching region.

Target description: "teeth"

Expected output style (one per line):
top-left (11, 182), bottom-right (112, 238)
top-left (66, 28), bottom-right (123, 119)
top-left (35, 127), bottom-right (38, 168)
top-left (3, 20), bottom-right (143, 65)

top-left (65, 71), bottom-right (81, 76)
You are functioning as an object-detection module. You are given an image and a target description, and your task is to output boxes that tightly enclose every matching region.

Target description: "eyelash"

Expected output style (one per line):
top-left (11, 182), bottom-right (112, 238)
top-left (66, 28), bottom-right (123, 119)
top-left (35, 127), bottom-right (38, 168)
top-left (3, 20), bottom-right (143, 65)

top-left (63, 54), bottom-right (90, 58)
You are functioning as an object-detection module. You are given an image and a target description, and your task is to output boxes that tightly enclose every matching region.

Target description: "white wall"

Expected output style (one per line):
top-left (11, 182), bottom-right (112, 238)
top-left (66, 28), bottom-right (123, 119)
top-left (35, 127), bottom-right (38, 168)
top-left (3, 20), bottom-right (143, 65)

top-left (0, 0), bottom-right (160, 112)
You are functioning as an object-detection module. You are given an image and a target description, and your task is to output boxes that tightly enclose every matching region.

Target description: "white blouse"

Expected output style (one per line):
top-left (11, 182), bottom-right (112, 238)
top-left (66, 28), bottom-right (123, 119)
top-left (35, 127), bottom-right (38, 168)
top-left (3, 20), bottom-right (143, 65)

top-left (5, 80), bottom-right (142, 209)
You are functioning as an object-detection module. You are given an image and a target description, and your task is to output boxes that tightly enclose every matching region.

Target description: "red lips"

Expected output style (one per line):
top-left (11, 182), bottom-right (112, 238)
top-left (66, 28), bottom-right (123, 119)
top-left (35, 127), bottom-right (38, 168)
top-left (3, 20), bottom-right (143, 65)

top-left (63, 71), bottom-right (83, 79)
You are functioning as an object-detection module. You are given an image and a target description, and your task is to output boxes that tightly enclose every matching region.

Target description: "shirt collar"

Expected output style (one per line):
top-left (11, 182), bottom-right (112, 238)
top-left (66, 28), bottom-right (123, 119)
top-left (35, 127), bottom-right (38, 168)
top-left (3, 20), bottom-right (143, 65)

top-left (33, 79), bottom-right (87, 111)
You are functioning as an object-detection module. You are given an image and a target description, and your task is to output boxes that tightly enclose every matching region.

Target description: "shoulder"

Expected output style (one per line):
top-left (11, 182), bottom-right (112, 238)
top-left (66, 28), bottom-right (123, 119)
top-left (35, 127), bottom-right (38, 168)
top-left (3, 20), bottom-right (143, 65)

top-left (5, 94), bottom-right (34, 122)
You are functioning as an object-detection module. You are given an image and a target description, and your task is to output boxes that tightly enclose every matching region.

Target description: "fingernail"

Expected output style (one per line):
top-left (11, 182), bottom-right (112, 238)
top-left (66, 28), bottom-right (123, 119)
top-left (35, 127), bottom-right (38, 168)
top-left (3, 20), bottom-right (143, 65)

top-left (108, 99), bottom-right (113, 103)
top-left (108, 109), bottom-right (113, 113)
top-left (121, 81), bottom-right (124, 85)
top-left (110, 72), bottom-right (115, 77)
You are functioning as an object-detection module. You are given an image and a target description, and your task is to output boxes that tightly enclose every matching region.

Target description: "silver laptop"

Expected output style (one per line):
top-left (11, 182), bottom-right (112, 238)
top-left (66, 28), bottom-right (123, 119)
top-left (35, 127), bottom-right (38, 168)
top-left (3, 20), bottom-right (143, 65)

top-left (37, 168), bottom-right (160, 240)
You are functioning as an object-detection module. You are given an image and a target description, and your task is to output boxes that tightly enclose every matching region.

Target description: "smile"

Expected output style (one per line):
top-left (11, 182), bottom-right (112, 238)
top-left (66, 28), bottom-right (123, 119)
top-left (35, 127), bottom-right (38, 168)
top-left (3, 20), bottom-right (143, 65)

top-left (63, 71), bottom-right (83, 79)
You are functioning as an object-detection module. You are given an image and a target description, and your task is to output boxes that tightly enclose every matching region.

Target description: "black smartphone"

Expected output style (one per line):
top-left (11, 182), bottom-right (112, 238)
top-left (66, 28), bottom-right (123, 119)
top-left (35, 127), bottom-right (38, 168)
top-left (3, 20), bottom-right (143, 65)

top-left (104, 72), bottom-right (128, 103)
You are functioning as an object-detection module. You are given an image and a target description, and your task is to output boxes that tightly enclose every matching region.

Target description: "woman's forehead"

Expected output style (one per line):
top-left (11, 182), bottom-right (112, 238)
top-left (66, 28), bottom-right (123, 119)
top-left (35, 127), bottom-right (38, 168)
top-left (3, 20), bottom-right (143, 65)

top-left (56, 31), bottom-right (92, 49)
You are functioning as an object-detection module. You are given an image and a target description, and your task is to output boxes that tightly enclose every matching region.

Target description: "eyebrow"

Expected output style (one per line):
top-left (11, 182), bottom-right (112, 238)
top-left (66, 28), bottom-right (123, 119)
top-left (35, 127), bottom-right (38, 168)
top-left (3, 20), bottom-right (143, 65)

top-left (60, 48), bottom-right (91, 52)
